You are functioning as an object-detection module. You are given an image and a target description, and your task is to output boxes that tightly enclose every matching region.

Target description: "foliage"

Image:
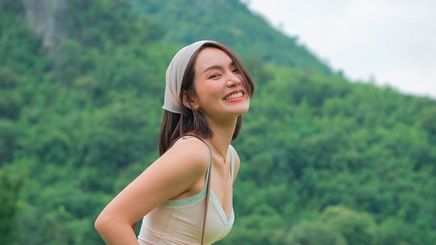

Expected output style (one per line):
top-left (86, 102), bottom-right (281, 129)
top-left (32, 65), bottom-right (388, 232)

top-left (131, 0), bottom-right (332, 75)
top-left (0, 169), bottom-right (23, 244)
top-left (286, 220), bottom-right (347, 245)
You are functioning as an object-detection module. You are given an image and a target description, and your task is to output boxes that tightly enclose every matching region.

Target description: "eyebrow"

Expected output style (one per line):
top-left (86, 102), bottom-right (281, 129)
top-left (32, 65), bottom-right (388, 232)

top-left (203, 61), bottom-right (236, 74)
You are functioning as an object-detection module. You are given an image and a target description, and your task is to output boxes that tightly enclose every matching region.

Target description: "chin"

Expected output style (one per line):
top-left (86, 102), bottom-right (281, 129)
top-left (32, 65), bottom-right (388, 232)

top-left (230, 104), bottom-right (250, 115)
top-left (221, 99), bottom-right (250, 115)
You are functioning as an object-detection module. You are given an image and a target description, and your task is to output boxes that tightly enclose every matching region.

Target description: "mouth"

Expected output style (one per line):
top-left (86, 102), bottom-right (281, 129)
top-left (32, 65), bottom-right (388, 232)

top-left (223, 91), bottom-right (245, 100)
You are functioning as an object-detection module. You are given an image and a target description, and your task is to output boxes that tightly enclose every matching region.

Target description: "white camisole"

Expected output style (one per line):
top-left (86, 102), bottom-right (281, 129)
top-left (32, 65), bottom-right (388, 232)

top-left (138, 144), bottom-right (236, 245)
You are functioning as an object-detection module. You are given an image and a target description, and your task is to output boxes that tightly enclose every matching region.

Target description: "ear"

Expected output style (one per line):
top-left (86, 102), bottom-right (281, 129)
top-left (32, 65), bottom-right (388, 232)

top-left (182, 92), bottom-right (200, 111)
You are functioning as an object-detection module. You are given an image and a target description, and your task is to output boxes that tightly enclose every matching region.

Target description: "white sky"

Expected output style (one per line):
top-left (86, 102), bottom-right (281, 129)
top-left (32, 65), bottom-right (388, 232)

top-left (248, 0), bottom-right (436, 99)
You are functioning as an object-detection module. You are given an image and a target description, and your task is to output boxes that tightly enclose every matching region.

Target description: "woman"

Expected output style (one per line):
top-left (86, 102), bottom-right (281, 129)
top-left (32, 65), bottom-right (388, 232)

top-left (95, 40), bottom-right (255, 244)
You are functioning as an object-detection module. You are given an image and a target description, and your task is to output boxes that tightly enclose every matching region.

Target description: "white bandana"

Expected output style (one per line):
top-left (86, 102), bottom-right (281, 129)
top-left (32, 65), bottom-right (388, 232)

top-left (163, 40), bottom-right (218, 113)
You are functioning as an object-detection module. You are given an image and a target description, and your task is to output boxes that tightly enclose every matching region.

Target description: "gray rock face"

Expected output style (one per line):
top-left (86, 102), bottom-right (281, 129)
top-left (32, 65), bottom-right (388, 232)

top-left (22, 0), bottom-right (67, 48)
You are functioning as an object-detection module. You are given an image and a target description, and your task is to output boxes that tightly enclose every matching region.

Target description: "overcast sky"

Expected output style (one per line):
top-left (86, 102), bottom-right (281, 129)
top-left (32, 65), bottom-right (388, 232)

top-left (248, 0), bottom-right (436, 99)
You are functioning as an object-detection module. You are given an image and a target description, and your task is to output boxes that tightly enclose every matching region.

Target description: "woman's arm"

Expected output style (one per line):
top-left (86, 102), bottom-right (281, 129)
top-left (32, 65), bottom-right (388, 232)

top-left (95, 137), bottom-right (210, 244)
top-left (232, 149), bottom-right (241, 182)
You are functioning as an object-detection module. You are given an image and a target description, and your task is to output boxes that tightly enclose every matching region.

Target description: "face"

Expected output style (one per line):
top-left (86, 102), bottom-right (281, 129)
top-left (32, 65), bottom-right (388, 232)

top-left (189, 47), bottom-right (250, 120)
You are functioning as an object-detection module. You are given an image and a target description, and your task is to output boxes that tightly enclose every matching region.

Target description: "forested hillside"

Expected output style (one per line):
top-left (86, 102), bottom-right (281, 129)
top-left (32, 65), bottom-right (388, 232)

top-left (1, 0), bottom-right (435, 244)
top-left (130, 0), bottom-right (332, 75)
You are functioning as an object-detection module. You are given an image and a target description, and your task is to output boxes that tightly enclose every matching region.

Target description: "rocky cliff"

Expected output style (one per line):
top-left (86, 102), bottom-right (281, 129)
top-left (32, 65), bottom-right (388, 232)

top-left (22, 0), bottom-right (67, 48)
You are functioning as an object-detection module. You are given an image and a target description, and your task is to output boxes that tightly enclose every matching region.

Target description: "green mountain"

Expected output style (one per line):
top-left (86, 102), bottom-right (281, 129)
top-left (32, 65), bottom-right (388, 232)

top-left (1, 0), bottom-right (435, 244)
top-left (130, 0), bottom-right (332, 75)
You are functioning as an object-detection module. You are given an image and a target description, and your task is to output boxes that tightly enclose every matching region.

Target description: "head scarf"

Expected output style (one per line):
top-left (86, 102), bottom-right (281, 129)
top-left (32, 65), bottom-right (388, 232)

top-left (163, 40), bottom-right (218, 113)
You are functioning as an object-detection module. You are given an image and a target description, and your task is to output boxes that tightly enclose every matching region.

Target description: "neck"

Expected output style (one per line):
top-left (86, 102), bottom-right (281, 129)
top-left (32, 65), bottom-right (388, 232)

top-left (206, 115), bottom-right (238, 158)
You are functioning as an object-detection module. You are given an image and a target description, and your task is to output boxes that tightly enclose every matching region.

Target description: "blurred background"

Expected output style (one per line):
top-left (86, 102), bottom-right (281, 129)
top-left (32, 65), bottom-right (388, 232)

top-left (249, 0), bottom-right (436, 99)
top-left (1, 0), bottom-right (435, 244)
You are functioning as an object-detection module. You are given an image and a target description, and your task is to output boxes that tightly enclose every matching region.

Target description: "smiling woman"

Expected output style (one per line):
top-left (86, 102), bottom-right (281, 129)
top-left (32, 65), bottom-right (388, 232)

top-left (190, 47), bottom-right (250, 120)
top-left (95, 40), bottom-right (255, 245)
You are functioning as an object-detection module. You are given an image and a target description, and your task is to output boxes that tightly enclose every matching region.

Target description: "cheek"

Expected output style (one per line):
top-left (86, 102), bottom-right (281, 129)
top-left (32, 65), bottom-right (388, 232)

top-left (197, 82), bottom-right (221, 96)
top-left (238, 75), bottom-right (248, 88)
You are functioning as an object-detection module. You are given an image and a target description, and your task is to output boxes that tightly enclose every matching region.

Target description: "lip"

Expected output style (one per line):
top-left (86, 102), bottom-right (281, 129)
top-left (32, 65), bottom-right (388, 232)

top-left (223, 89), bottom-right (245, 101)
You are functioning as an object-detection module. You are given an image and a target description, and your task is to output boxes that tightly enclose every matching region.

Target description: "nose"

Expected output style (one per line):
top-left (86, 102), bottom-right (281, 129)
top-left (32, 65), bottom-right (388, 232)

top-left (226, 74), bottom-right (242, 87)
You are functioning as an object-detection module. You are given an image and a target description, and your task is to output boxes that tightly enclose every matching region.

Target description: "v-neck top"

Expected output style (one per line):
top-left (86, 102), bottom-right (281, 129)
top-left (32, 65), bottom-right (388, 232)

top-left (138, 144), bottom-right (236, 245)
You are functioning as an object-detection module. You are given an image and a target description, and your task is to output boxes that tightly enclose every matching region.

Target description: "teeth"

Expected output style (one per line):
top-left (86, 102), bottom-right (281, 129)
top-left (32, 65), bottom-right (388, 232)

top-left (225, 92), bottom-right (243, 100)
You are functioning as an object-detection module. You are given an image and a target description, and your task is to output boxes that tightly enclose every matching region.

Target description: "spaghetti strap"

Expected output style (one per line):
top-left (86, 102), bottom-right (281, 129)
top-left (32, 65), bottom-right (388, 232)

top-left (176, 135), bottom-right (212, 245)
top-left (179, 134), bottom-right (212, 187)
top-left (204, 157), bottom-right (212, 188)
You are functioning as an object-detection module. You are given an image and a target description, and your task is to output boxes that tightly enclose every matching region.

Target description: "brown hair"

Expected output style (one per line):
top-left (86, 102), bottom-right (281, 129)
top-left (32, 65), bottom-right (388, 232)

top-left (159, 42), bottom-right (255, 155)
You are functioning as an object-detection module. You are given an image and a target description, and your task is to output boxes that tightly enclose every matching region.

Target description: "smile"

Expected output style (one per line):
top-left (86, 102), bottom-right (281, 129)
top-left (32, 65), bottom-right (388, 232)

top-left (224, 91), bottom-right (244, 100)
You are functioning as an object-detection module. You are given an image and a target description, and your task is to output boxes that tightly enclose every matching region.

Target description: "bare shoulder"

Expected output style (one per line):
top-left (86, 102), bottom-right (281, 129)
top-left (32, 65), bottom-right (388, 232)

top-left (147, 135), bottom-right (211, 188)
top-left (230, 145), bottom-right (241, 178)
top-left (94, 136), bottom-right (212, 226)
top-left (164, 136), bottom-right (211, 173)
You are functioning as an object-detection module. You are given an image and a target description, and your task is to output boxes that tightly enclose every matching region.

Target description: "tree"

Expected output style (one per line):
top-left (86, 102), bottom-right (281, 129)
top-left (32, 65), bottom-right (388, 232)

top-left (320, 206), bottom-right (376, 245)
top-left (0, 169), bottom-right (23, 244)
top-left (286, 221), bottom-right (347, 245)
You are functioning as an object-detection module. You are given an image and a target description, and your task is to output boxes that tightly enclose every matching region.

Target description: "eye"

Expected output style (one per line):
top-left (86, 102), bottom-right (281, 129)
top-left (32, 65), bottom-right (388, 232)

top-left (232, 68), bottom-right (241, 74)
top-left (209, 73), bottom-right (222, 79)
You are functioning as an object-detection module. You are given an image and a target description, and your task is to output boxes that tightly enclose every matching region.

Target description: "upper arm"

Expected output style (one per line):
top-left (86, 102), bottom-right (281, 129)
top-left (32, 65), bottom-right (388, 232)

top-left (97, 137), bottom-right (210, 225)
top-left (232, 146), bottom-right (241, 181)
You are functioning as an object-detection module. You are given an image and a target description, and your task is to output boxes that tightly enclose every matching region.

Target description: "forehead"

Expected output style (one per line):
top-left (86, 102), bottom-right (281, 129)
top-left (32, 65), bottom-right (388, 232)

top-left (195, 47), bottom-right (233, 72)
